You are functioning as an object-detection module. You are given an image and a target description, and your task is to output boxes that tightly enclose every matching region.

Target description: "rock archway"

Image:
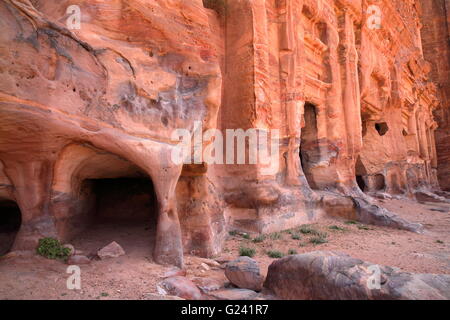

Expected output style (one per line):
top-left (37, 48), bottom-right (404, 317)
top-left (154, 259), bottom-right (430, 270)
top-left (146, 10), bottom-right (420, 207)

top-left (52, 143), bottom-right (183, 266)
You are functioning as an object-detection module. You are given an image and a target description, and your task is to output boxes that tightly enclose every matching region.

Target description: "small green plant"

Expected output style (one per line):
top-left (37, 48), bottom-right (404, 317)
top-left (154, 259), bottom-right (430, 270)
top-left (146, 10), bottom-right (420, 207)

top-left (242, 233), bottom-right (251, 240)
top-left (329, 225), bottom-right (345, 231)
top-left (358, 225), bottom-right (372, 231)
top-left (345, 220), bottom-right (358, 225)
top-left (100, 292), bottom-right (109, 297)
top-left (239, 247), bottom-right (256, 258)
top-left (436, 240), bottom-right (444, 244)
top-left (299, 242), bottom-right (307, 247)
top-left (291, 233), bottom-right (301, 240)
top-left (36, 238), bottom-right (71, 260)
top-left (310, 236), bottom-right (328, 245)
top-left (252, 235), bottom-right (266, 243)
top-left (229, 230), bottom-right (239, 236)
top-left (288, 249), bottom-right (298, 255)
top-left (298, 225), bottom-right (320, 235)
top-left (267, 250), bottom-right (284, 258)
top-left (269, 232), bottom-right (282, 240)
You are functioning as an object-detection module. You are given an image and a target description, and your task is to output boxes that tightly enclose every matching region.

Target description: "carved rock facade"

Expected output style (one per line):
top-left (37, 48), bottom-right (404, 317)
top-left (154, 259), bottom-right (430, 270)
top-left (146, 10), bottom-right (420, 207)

top-left (419, 0), bottom-right (450, 191)
top-left (0, 0), bottom-right (446, 267)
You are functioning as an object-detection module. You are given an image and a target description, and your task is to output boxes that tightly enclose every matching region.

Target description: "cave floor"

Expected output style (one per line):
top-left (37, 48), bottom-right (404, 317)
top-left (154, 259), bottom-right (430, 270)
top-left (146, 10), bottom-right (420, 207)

top-left (0, 198), bottom-right (449, 300)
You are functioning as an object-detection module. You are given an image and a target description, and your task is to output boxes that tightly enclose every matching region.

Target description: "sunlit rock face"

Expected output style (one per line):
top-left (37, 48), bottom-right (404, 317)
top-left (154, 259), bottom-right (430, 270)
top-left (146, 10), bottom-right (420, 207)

top-left (419, 0), bottom-right (450, 191)
top-left (0, 0), bottom-right (445, 266)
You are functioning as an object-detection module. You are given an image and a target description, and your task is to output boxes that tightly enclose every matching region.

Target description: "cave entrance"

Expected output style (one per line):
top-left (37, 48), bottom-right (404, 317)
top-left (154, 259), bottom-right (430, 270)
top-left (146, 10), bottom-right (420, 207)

top-left (355, 156), bottom-right (368, 192)
top-left (0, 200), bottom-right (21, 256)
top-left (356, 175), bottom-right (366, 191)
top-left (71, 176), bottom-right (158, 257)
top-left (300, 102), bottom-right (320, 189)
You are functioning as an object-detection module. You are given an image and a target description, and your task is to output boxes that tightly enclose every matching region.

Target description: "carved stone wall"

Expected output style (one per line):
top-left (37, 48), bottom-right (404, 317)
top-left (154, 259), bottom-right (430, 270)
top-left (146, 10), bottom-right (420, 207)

top-left (0, 0), bottom-right (445, 266)
top-left (419, 0), bottom-right (450, 191)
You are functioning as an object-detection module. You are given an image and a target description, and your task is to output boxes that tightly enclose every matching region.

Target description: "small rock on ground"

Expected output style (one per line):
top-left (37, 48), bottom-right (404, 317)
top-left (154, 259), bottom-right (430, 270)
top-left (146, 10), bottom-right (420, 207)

top-left (97, 241), bottom-right (125, 259)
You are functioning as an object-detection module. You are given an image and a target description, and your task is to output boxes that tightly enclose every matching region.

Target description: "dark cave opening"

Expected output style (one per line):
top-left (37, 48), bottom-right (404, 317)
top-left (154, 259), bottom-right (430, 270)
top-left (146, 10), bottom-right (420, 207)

top-left (90, 178), bottom-right (157, 225)
top-left (375, 122), bottom-right (389, 136)
top-left (356, 175), bottom-right (366, 192)
top-left (0, 200), bottom-right (21, 256)
top-left (300, 102), bottom-right (320, 189)
top-left (71, 177), bottom-right (158, 254)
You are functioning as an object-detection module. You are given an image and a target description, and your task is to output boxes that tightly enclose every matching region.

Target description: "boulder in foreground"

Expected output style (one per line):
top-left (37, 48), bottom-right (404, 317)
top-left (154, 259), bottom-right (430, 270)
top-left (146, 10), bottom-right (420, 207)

top-left (264, 251), bottom-right (450, 300)
top-left (225, 257), bottom-right (265, 291)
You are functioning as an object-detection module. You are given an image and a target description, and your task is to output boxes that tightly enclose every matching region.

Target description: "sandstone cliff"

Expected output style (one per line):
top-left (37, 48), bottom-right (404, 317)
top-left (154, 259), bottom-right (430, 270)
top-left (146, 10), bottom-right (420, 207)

top-left (0, 0), bottom-right (447, 267)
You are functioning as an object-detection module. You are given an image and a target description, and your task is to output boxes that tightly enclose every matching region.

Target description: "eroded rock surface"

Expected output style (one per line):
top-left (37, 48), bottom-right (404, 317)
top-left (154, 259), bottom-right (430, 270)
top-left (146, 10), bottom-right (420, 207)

top-left (225, 257), bottom-right (265, 292)
top-left (0, 0), bottom-right (448, 270)
top-left (264, 251), bottom-right (450, 300)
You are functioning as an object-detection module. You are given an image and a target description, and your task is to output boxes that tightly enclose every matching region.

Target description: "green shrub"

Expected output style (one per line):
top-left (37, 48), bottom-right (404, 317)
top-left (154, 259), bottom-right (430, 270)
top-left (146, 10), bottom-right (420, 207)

top-left (291, 233), bottom-right (301, 240)
top-left (288, 249), bottom-right (298, 255)
top-left (358, 225), bottom-right (372, 231)
top-left (298, 225), bottom-right (320, 235)
top-left (229, 230), bottom-right (238, 236)
top-left (239, 247), bottom-right (256, 258)
top-left (345, 220), bottom-right (358, 225)
top-left (267, 250), bottom-right (284, 258)
top-left (36, 238), bottom-right (71, 260)
top-left (269, 232), bottom-right (282, 240)
top-left (329, 225), bottom-right (345, 231)
top-left (310, 236), bottom-right (328, 245)
top-left (242, 233), bottom-right (251, 240)
top-left (252, 235), bottom-right (266, 243)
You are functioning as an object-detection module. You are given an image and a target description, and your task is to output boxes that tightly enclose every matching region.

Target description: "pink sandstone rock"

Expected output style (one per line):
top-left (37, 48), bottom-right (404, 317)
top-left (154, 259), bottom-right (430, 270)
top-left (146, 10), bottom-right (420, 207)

top-left (264, 251), bottom-right (450, 300)
top-left (0, 0), bottom-right (447, 268)
top-left (97, 241), bottom-right (125, 260)
top-left (157, 276), bottom-right (203, 300)
top-left (225, 257), bottom-right (265, 291)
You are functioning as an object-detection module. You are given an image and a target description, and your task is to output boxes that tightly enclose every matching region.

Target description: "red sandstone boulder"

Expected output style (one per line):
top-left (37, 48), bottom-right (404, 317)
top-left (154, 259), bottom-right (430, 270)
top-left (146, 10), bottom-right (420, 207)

top-left (157, 276), bottom-right (203, 300)
top-left (264, 251), bottom-right (450, 300)
top-left (225, 257), bottom-right (265, 291)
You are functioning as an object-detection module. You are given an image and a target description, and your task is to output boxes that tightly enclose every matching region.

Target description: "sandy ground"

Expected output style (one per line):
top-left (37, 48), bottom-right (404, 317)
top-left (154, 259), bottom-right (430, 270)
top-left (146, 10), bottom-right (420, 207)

top-left (0, 198), bottom-right (449, 300)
